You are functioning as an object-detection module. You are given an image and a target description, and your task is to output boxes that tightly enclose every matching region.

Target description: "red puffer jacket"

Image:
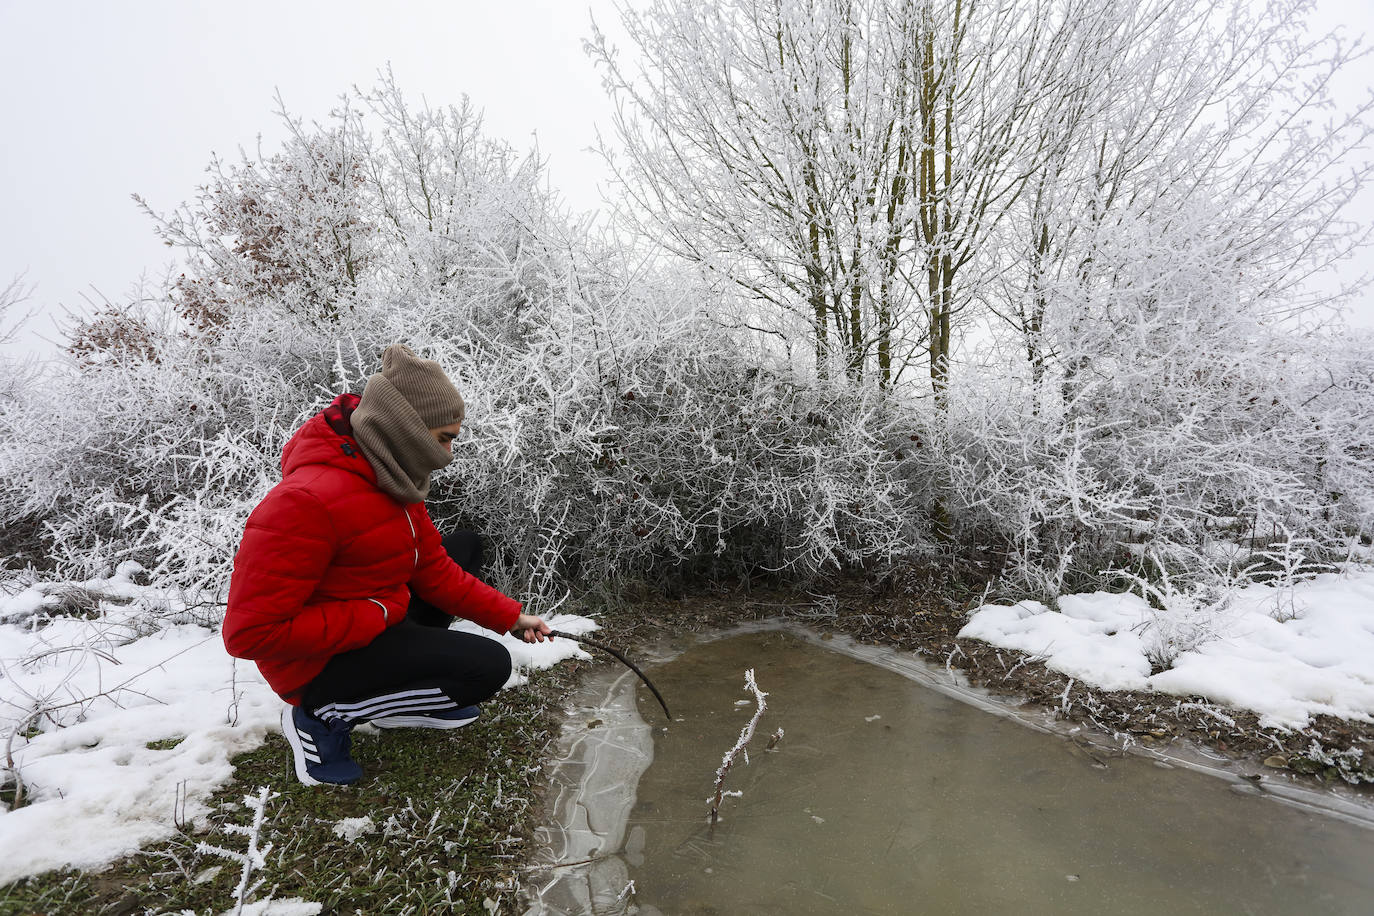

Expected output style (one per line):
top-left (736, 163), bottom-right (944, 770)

top-left (223, 393), bottom-right (522, 702)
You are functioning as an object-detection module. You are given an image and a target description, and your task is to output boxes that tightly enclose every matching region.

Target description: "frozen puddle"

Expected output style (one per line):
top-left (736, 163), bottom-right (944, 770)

top-left (525, 625), bottom-right (1374, 915)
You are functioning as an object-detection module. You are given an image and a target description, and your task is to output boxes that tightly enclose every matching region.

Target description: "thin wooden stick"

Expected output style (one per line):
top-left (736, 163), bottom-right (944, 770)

top-left (548, 630), bottom-right (671, 720)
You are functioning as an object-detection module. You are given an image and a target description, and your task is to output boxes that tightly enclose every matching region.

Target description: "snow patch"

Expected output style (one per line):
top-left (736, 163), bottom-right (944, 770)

top-left (960, 568), bottom-right (1374, 728)
top-left (451, 613), bottom-right (598, 688)
top-left (331, 816), bottom-right (376, 842)
top-left (0, 571), bottom-right (597, 884)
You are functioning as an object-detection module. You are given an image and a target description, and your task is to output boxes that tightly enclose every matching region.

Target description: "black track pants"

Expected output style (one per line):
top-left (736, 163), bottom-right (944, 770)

top-left (299, 531), bottom-right (512, 722)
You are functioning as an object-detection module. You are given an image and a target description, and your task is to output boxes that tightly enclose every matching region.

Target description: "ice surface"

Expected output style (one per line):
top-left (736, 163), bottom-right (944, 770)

top-left (523, 665), bottom-right (655, 915)
top-left (528, 626), bottom-right (1374, 916)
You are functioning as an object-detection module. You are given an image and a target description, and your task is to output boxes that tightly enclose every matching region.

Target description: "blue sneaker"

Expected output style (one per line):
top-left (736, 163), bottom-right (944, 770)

top-left (281, 704), bottom-right (362, 786)
top-left (370, 704), bottom-right (481, 730)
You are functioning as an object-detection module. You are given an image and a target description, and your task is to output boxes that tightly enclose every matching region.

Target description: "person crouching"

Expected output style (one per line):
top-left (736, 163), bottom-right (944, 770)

top-left (223, 344), bottom-right (550, 786)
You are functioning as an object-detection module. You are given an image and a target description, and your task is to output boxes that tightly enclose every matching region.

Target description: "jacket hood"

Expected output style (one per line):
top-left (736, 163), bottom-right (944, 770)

top-left (280, 393), bottom-right (377, 485)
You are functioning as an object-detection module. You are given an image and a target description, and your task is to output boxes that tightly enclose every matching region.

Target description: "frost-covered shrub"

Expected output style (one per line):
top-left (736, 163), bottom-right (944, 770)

top-left (0, 78), bottom-right (564, 592)
top-left (0, 78), bottom-right (928, 605)
top-left (1301, 330), bottom-right (1374, 540)
top-left (2, 283), bottom-right (926, 603)
top-left (1121, 563), bottom-right (1238, 672)
top-left (430, 284), bottom-right (927, 600)
top-left (0, 308), bottom-right (337, 586)
top-left (936, 184), bottom-right (1374, 596)
top-left (938, 345), bottom-right (1369, 597)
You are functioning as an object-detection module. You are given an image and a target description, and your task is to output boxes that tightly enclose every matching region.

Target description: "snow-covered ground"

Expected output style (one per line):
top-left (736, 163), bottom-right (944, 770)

top-left (0, 564), bottom-right (596, 885)
top-left (960, 566), bottom-right (1374, 729)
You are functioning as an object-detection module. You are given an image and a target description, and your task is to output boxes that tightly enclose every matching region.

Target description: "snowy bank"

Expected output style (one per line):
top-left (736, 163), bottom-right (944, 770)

top-left (959, 567), bottom-right (1374, 730)
top-left (0, 566), bottom-right (595, 885)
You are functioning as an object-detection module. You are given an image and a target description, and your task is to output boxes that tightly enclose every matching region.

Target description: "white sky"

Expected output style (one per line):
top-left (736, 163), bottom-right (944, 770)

top-left (0, 0), bottom-right (634, 353)
top-left (1, 0), bottom-right (1372, 357)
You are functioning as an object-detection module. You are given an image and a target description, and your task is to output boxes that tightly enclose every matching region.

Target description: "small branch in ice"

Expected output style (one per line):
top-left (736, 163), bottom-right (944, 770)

top-left (945, 644), bottom-right (964, 682)
top-left (1002, 655), bottom-right (1030, 682)
top-left (709, 669), bottom-right (768, 826)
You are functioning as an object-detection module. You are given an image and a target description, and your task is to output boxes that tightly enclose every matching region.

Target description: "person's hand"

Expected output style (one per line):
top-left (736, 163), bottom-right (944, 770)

top-left (511, 613), bottom-right (551, 643)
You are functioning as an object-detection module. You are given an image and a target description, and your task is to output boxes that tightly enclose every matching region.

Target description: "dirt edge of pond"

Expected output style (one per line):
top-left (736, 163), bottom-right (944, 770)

top-left (592, 575), bottom-right (1374, 797)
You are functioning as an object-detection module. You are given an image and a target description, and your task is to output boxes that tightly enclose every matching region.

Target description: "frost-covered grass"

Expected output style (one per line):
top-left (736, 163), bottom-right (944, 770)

top-left (0, 672), bottom-right (574, 914)
top-left (0, 566), bottom-right (596, 909)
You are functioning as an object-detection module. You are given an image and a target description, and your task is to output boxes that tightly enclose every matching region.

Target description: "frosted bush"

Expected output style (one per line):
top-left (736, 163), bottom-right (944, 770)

top-left (931, 191), bottom-right (1374, 596)
top-left (1127, 569), bottom-right (1234, 673)
top-left (0, 78), bottom-right (928, 609)
top-left (430, 288), bottom-right (927, 602)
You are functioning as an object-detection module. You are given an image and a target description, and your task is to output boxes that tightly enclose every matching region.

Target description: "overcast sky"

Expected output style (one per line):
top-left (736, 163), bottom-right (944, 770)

top-left (1, 0), bottom-right (1372, 357)
top-left (0, 0), bottom-right (635, 353)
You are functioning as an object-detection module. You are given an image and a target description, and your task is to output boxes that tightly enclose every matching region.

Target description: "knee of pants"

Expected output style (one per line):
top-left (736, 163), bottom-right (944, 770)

top-left (484, 642), bottom-right (514, 692)
top-left (450, 636), bottom-right (513, 698)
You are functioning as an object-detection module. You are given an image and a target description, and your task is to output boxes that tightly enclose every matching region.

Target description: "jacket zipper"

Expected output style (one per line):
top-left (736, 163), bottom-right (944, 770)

top-left (404, 508), bottom-right (418, 568)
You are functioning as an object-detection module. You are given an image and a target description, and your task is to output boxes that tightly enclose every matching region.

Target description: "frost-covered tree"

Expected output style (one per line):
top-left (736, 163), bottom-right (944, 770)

top-left (992, 0), bottom-right (1373, 402)
top-left (592, 0), bottom-right (1371, 400)
top-left (588, 0), bottom-right (1119, 389)
top-left (590, 0), bottom-right (1374, 589)
top-left (943, 0), bottom-right (1374, 583)
top-left (590, 0), bottom-right (930, 384)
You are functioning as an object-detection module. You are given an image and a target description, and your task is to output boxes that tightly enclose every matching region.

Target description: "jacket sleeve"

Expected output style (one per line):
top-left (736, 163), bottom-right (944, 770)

top-left (409, 507), bottom-right (522, 634)
top-left (223, 487), bottom-right (391, 661)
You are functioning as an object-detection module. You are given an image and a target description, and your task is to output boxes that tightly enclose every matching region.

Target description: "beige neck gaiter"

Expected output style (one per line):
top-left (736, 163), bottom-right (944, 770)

top-left (350, 374), bottom-right (454, 504)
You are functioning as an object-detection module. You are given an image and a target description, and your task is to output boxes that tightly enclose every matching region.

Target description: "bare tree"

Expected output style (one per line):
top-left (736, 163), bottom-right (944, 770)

top-left (590, 0), bottom-right (924, 385)
top-left (990, 0), bottom-right (1374, 403)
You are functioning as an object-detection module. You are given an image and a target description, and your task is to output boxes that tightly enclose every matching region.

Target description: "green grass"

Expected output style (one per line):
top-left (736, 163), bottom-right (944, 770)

top-left (143, 737), bottom-right (185, 752)
top-left (0, 664), bottom-right (578, 915)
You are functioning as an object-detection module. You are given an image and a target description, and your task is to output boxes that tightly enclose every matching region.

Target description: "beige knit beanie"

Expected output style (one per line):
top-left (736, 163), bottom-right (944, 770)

top-left (377, 344), bottom-right (466, 428)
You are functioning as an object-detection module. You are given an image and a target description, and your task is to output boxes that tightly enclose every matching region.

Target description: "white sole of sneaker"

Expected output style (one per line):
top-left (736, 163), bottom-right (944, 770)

top-left (369, 712), bottom-right (479, 730)
top-left (281, 704), bottom-right (322, 786)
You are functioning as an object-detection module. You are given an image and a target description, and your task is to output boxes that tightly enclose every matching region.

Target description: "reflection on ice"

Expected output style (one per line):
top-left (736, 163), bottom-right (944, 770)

top-left (522, 666), bottom-right (654, 915)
